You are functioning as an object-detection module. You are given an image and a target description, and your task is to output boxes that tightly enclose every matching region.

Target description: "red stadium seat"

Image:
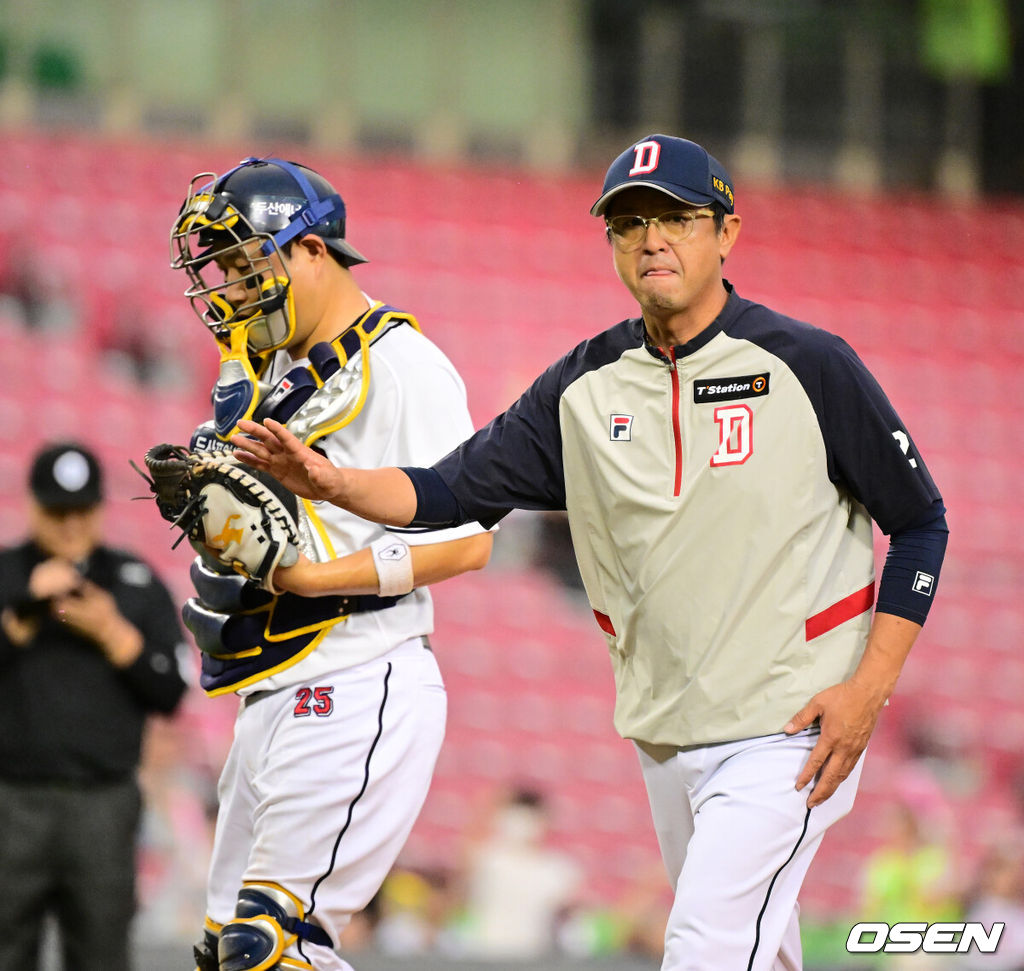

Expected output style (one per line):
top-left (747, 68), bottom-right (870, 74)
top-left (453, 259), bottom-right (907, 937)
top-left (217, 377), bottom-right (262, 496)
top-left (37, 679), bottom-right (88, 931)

top-left (4, 129), bottom-right (1023, 921)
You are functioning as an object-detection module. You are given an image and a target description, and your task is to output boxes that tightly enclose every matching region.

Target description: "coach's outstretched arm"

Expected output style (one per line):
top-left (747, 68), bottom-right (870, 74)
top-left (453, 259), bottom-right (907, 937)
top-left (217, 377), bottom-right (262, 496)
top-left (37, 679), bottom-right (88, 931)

top-left (233, 419), bottom-right (418, 527)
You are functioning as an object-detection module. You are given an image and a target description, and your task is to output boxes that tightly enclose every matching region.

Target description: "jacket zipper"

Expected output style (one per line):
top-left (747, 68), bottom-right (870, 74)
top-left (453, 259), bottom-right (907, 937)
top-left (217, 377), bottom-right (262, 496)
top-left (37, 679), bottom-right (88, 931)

top-left (663, 347), bottom-right (683, 497)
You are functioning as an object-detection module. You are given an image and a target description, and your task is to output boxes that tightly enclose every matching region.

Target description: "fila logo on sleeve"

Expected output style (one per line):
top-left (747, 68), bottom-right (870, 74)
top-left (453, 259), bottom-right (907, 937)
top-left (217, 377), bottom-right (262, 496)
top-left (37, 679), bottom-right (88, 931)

top-left (913, 572), bottom-right (935, 596)
top-left (610, 414), bottom-right (634, 441)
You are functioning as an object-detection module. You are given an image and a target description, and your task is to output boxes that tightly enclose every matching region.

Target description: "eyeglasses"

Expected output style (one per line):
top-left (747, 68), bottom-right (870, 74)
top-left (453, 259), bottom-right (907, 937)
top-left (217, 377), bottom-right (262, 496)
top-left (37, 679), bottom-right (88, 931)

top-left (605, 208), bottom-right (716, 251)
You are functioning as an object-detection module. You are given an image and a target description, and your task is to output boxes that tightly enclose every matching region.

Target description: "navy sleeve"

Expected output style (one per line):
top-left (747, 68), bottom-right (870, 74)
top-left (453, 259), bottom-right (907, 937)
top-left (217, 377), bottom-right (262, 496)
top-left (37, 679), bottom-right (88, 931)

top-left (733, 303), bottom-right (942, 536)
top-left (875, 503), bottom-right (948, 625)
top-left (429, 356), bottom-right (574, 529)
top-left (413, 318), bottom-right (641, 530)
top-left (816, 336), bottom-right (942, 534)
top-left (402, 467), bottom-right (464, 528)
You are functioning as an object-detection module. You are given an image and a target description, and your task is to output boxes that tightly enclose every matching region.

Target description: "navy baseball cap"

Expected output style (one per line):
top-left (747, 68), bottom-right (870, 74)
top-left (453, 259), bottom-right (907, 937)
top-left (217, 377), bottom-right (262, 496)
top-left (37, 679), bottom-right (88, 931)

top-left (29, 442), bottom-right (104, 510)
top-left (590, 134), bottom-right (735, 217)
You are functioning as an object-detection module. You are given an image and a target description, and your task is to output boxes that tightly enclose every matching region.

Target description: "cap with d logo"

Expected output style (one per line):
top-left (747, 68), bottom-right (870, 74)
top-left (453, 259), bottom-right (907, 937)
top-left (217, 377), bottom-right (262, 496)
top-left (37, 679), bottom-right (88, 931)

top-left (590, 134), bottom-right (735, 216)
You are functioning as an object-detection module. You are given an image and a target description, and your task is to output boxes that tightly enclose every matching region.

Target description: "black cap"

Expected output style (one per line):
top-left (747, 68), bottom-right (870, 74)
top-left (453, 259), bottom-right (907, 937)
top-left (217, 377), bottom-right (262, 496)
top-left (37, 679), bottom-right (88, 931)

top-left (29, 442), bottom-right (104, 510)
top-left (590, 134), bottom-right (735, 217)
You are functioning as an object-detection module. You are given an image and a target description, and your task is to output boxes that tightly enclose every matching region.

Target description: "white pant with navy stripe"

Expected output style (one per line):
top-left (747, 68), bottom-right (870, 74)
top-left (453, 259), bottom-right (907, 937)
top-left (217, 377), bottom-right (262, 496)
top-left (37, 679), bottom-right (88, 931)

top-left (206, 636), bottom-right (446, 970)
top-left (636, 729), bottom-right (863, 971)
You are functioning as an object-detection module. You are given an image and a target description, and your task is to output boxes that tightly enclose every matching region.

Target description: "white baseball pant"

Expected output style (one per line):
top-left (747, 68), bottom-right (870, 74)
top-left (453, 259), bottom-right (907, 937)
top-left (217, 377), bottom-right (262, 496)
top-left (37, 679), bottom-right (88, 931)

top-left (637, 728), bottom-right (864, 971)
top-left (205, 636), bottom-right (446, 970)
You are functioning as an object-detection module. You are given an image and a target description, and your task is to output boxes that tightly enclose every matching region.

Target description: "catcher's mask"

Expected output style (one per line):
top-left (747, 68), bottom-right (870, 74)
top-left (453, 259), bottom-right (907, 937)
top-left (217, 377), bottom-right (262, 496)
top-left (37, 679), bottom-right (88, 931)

top-left (170, 156), bottom-right (367, 352)
top-left (169, 157), bottom-right (369, 439)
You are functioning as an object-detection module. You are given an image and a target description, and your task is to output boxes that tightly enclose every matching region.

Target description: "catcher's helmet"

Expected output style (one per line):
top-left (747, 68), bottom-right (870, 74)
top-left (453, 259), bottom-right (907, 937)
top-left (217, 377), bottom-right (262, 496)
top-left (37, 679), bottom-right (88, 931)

top-left (170, 157), bottom-right (367, 352)
top-left (197, 157), bottom-right (367, 267)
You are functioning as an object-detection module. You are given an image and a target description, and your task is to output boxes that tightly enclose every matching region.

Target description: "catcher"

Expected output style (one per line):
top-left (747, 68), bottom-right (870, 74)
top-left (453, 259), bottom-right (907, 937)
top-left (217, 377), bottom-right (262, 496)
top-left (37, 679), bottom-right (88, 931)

top-left (148, 157), bottom-right (493, 971)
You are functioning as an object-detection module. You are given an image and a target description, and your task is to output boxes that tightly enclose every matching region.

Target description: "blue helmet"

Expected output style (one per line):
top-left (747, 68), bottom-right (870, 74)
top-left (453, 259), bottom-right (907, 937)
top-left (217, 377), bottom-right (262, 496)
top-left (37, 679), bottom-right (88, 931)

top-left (170, 156), bottom-right (367, 353)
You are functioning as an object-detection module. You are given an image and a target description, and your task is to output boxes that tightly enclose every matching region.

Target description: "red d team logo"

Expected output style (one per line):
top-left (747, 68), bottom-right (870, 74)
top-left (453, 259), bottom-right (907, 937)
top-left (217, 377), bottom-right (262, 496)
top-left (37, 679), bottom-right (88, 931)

top-left (710, 405), bottom-right (753, 466)
top-left (629, 141), bottom-right (661, 176)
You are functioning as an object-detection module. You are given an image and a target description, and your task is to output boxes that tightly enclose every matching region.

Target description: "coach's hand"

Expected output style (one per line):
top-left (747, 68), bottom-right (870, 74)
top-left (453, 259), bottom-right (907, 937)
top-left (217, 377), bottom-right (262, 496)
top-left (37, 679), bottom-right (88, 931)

top-left (784, 677), bottom-right (885, 808)
top-left (233, 419), bottom-right (345, 502)
top-left (786, 612), bottom-right (922, 807)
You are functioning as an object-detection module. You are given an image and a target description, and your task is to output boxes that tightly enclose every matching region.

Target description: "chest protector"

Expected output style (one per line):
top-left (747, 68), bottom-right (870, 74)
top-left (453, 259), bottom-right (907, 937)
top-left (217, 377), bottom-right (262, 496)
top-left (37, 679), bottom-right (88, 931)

top-left (191, 302), bottom-right (422, 695)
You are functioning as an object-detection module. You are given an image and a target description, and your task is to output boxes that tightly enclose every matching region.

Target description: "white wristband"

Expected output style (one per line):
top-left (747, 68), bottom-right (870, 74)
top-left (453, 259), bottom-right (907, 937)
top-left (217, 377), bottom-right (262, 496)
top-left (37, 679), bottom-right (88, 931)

top-left (370, 535), bottom-right (414, 597)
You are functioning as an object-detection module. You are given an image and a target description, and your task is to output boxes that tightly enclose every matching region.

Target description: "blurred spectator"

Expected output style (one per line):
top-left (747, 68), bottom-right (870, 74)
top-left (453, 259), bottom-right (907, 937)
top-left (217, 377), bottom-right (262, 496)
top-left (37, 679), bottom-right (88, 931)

top-left (335, 888), bottom-right (382, 956)
top-left (861, 798), bottom-right (960, 925)
top-left (0, 245), bottom-right (78, 332)
top-left (453, 785), bottom-right (583, 959)
top-left (99, 299), bottom-right (194, 390)
top-left (858, 786), bottom-right (963, 969)
top-left (0, 441), bottom-right (189, 970)
top-left (373, 866), bottom-right (461, 957)
top-left (959, 839), bottom-right (1024, 970)
top-left (557, 858), bottom-right (670, 961)
top-left (858, 794), bottom-right (960, 969)
top-left (614, 860), bottom-right (673, 961)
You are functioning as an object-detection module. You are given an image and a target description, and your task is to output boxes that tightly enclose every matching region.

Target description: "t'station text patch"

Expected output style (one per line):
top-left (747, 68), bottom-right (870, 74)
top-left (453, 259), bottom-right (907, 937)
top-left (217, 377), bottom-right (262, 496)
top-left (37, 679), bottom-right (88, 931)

top-left (693, 372), bottom-right (770, 403)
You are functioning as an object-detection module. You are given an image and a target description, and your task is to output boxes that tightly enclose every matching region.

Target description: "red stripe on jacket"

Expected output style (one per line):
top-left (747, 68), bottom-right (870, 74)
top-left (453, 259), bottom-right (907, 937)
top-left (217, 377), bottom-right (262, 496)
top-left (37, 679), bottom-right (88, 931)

top-left (805, 582), bottom-right (875, 641)
top-left (593, 610), bottom-right (616, 636)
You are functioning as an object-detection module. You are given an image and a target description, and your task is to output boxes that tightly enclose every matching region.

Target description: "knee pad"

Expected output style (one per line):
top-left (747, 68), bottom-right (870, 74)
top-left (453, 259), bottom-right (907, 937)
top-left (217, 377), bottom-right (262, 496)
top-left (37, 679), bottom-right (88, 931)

top-left (218, 884), bottom-right (330, 971)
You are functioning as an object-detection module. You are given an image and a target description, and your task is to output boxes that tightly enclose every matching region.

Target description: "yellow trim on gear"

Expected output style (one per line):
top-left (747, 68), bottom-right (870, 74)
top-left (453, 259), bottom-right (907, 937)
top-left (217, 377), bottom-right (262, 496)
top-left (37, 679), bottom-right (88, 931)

top-left (227, 916), bottom-right (286, 971)
top-left (242, 881), bottom-right (310, 917)
top-left (176, 193), bottom-right (242, 235)
top-left (234, 882), bottom-right (316, 969)
top-left (201, 625), bottom-right (333, 697)
top-left (203, 644), bottom-right (262, 661)
top-left (304, 329), bottom-right (371, 447)
top-left (359, 301), bottom-right (422, 340)
top-left (199, 511), bottom-right (351, 695)
top-left (261, 599), bottom-right (347, 643)
top-left (212, 324), bottom-right (264, 442)
top-left (302, 301), bottom-right (422, 448)
top-left (204, 915), bottom-right (224, 934)
top-left (200, 302), bottom-right (422, 697)
top-left (301, 497), bottom-right (337, 559)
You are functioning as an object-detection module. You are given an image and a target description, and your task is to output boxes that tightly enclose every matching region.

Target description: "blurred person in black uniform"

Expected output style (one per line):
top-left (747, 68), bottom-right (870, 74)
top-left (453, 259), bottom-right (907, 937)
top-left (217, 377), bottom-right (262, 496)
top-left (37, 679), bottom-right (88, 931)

top-left (0, 441), bottom-right (189, 971)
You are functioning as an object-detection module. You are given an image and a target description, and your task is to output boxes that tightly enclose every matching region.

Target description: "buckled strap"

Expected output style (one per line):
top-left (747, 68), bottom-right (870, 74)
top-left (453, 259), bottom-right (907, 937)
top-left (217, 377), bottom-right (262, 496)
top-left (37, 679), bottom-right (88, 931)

top-left (185, 590), bottom-right (409, 655)
top-left (337, 592), bottom-right (407, 614)
top-left (282, 917), bottom-right (332, 949)
top-left (333, 303), bottom-right (419, 366)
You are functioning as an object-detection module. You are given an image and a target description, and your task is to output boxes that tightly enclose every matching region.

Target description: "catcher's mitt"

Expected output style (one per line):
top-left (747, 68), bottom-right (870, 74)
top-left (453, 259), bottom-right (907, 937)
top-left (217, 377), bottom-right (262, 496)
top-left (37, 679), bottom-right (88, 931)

top-left (137, 444), bottom-right (299, 593)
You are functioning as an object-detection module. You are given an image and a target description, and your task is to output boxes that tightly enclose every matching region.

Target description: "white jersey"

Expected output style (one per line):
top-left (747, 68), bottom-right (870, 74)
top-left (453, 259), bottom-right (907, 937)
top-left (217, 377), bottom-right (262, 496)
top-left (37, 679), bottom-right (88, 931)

top-left (248, 305), bottom-right (488, 694)
top-left (202, 299), bottom-right (481, 967)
